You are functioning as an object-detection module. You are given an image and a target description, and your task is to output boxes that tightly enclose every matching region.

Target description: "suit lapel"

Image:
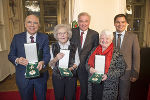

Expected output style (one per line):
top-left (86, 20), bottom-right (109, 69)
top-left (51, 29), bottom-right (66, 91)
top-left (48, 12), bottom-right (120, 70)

top-left (36, 32), bottom-right (40, 43)
top-left (82, 29), bottom-right (90, 50)
top-left (20, 32), bottom-right (27, 43)
top-left (120, 31), bottom-right (128, 51)
top-left (113, 32), bottom-right (117, 47)
top-left (36, 32), bottom-right (42, 50)
top-left (75, 28), bottom-right (82, 52)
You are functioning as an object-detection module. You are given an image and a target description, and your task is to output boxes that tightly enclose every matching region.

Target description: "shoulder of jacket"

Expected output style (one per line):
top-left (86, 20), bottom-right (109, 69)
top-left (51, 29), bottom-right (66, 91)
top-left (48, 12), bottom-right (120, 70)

top-left (37, 32), bottom-right (48, 37)
top-left (72, 27), bottom-right (79, 31)
top-left (14, 32), bottom-right (26, 38)
top-left (126, 31), bottom-right (137, 36)
top-left (88, 28), bottom-right (99, 34)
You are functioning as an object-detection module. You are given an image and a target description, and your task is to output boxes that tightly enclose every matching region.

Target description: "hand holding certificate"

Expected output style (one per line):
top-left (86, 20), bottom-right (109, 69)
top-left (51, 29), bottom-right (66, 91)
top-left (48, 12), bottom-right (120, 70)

top-left (88, 55), bottom-right (105, 83)
top-left (58, 49), bottom-right (73, 77)
top-left (24, 43), bottom-right (40, 78)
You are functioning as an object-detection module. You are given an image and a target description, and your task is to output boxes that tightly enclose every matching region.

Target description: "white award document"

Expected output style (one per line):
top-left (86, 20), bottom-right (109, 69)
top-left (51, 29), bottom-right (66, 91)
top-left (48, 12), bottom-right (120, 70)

top-left (59, 49), bottom-right (70, 68)
top-left (24, 43), bottom-right (38, 64)
top-left (95, 55), bottom-right (105, 74)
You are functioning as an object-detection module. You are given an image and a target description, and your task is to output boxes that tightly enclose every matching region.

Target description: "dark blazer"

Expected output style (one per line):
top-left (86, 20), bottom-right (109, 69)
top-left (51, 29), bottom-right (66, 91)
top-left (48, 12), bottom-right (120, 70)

top-left (71, 27), bottom-right (99, 100)
top-left (113, 31), bottom-right (140, 80)
top-left (71, 27), bottom-right (99, 69)
top-left (8, 32), bottom-right (50, 88)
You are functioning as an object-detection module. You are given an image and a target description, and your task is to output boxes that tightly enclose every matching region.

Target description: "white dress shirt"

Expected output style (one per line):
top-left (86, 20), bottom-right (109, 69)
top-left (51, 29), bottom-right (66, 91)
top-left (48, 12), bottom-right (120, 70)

top-left (26, 32), bottom-right (37, 43)
top-left (115, 30), bottom-right (125, 48)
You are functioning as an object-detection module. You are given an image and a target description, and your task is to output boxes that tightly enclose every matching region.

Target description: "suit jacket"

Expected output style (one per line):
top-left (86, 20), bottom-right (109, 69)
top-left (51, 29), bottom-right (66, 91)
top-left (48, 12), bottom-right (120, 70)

top-left (113, 31), bottom-right (140, 79)
top-left (8, 32), bottom-right (50, 88)
top-left (71, 27), bottom-right (99, 70)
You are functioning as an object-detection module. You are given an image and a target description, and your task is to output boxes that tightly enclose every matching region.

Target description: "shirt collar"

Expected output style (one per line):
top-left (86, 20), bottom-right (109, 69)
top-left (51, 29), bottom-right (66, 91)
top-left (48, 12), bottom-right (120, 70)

top-left (58, 40), bottom-right (70, 48)
top-left (27, 32), bottom-right (37, 38)
top-left (80, 29), bottom-right (88, 35)
top-left (116, 30), bottom-right (125, 36)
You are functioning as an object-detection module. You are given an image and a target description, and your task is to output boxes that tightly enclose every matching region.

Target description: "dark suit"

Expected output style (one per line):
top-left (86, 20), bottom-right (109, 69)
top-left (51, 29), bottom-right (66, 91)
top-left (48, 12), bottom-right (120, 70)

top-left (8, 32), bottom-right (50, 100)
top-left (113, 31), bottom-right (140, 100)
top-left (71, 27), bottom-right (99, 100)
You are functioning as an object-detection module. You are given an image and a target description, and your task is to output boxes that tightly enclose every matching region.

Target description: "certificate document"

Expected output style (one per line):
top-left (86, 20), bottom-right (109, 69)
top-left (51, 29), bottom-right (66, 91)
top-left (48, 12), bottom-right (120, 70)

top-left (24, 43), bottom-right (39, 78)
top-left (88, 55), bottom-right (105, 83)
top-left (95, 55), bottom-right (105, 74)
top-left (58, 49), bottom-right (73, 77)
top-left (59, 49), bottom-right (70, 68)
top-left (24, 43), bottom-right (38, 64)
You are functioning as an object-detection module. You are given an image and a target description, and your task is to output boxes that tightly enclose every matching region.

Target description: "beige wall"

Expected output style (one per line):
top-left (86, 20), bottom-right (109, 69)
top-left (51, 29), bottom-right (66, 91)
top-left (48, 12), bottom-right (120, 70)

top-left (73, 0), bottom-right (126, 33)
top-left (0, 0), bottom-right (24, 80)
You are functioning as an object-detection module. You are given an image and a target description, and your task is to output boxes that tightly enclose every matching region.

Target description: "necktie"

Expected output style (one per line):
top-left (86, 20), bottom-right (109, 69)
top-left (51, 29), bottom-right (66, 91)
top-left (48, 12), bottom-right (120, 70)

top-left (80, 32), bottom-right (84, 46)
top-left (30, 36), bottom-right (34, 43)
top-left (117, 34), bottom-right (121, 50)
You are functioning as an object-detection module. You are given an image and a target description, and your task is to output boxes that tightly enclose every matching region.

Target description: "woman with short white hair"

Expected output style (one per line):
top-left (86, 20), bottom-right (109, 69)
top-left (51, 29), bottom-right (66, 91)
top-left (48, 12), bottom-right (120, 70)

top-left (86, 29), bottom-right (126, 100)
top-left (49, 24), bottom-right (80, 100)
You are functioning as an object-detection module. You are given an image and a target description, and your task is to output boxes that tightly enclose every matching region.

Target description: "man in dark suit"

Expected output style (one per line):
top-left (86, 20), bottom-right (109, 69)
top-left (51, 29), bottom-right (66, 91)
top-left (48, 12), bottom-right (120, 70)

top-left (8, 15), bottom-right (50, 100)
top-left (71, 12), bottom-right (99, 100)
top-left (113, 14), bottom-right (140, 100)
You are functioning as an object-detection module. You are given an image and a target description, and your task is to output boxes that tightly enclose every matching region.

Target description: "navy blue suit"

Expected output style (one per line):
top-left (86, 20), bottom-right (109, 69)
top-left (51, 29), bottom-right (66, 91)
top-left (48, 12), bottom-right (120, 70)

top-left (8, 32), bottom-right (50, 100)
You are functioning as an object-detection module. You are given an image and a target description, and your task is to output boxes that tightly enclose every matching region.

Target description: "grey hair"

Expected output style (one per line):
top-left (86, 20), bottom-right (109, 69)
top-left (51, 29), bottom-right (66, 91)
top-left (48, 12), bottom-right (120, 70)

top-left (100, 29), bottom-right (114, 40)
top-left (53, 24), bottom-right (72, 40)
top-left (78, 12), bottom-right (91, 21)
top-left (25, 14), bottom-right (40, 23)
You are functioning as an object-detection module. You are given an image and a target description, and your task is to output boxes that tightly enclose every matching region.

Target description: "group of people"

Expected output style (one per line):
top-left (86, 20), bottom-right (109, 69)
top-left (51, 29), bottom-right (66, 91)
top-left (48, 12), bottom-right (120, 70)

top-left (8, 12), bottom-right (140, 100)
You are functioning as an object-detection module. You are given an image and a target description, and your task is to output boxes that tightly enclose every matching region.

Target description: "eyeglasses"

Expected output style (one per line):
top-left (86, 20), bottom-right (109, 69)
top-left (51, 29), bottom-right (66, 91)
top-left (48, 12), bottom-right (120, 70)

top-left (58, 32), bottom-right (68, 35)
top-left (26, 21), bottom-right (39, 25)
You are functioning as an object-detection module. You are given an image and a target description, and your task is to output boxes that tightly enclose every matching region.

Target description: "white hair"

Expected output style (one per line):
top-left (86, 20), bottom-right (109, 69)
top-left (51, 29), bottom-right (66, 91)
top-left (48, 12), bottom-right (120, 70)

top-left (100, 29), bottom-right (114, 40)
top-left (53, 24), bottom-right (72, 40)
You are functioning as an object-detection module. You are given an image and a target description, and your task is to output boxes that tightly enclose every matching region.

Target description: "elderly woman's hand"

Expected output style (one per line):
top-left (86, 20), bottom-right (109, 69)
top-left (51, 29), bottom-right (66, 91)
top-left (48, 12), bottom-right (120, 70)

top-left (102, 74), bottom-right (107, 81)
top-left (56, 53), bottom-right (64, 60)
top-left (89, 67), bottom-right (97, 74)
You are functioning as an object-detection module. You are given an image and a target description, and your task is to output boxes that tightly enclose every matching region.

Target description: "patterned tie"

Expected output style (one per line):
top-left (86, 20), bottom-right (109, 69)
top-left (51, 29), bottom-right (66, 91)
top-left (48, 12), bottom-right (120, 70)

top-left (80, 32), bottom-right (84, 46)
top-left (30, 36), bottom-right (34, 43)
top-left (117, 34), bottom-right (122, 50)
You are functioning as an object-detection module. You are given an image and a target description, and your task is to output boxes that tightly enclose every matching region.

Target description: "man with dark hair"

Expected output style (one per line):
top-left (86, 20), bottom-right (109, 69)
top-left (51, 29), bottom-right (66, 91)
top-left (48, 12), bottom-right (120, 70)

top-left (114, 14), bottom-right (128, 23)
top-left (113, 14), bottom-right (140, 100)
top-left (8, 14), bottom-right (50, 100)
